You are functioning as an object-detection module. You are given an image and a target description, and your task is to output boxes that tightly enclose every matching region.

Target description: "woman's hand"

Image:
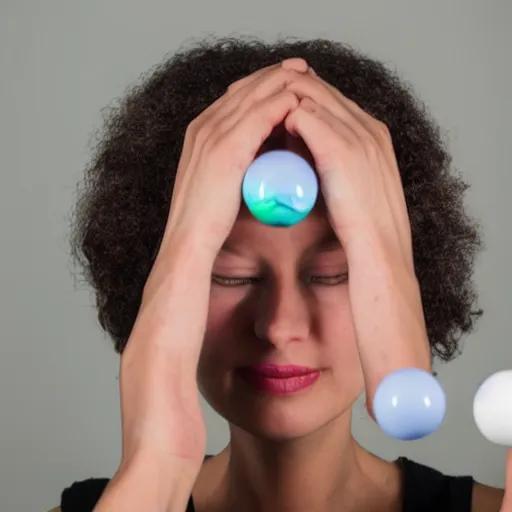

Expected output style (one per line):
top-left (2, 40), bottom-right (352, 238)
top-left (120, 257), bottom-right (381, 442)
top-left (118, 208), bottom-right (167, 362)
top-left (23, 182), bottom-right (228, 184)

top-left (284, 69), bottom-right (413, 266)
top-left (126, 57), bottom-right (310, 461)
top-left (284, 70), bottom-right (431, 414)
top-left (154, 58), bottom-right (310, 267)
top-left (96, 60), bottom-right (311, 512)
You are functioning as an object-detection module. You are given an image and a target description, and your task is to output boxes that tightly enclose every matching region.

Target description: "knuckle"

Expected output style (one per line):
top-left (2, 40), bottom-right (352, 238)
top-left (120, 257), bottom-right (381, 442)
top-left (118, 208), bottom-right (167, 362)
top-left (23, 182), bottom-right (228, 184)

top-left (193, 121), bottom-right (209, 144)
top-left (183, 120), bottom-right (199, 147)
top-left (361, 135), bottom-right (380, 159)
top-left (282, 89), bottom-right (299, 103)
top-left (185, 117), bottom-right (198, 136)
top-left (279, 67), bottom-right (302, 83)
top-left (226, 79), bottom-right (242, 94)
top-left (216, 117), bottom-right (233, 136)
top-left (202, 127), bottom-right (224, 156)
top-left (299, 96), bottom-right (315, 109)
top-left (340, 134), bottom-right (360, 157)
top-left (188, 115), bottom-right (215, 150)
top-left (375, 119), bottom-right (391, 140)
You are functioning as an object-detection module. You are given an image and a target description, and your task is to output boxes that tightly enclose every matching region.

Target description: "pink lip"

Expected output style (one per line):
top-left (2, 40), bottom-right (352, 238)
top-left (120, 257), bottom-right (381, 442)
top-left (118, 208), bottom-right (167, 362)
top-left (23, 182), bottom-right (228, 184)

top-left (238, 364), bottom-right (321, 395)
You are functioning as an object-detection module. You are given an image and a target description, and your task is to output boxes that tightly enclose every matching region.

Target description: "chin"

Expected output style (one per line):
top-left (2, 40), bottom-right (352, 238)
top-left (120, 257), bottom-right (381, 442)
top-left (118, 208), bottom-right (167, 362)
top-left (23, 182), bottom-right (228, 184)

top-left (229, 408), bottom-right (332, 441)
top-left (203, 382), bottom-right (354, 443)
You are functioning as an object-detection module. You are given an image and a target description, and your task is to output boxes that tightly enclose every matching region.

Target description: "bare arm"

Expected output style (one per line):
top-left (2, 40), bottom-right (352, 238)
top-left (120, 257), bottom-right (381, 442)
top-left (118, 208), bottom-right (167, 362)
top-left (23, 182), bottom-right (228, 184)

top-left (472, 482), bottom-right (505, 511)
top-left (93, 239), bottom-right (214, 512)
top-left (64, 60), bottom-right (309, 512)
top-left (93, 450), bottom-right (201, 512)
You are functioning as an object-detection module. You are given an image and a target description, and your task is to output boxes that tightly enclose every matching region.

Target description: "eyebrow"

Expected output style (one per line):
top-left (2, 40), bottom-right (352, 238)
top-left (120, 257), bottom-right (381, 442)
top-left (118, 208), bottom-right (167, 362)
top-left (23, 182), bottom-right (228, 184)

top-left (313, 231), bottom-right (344, 252)
top-left (219, 240), bottom-right (248, 257)
top-left (219, 232), bottom-right (344, 256)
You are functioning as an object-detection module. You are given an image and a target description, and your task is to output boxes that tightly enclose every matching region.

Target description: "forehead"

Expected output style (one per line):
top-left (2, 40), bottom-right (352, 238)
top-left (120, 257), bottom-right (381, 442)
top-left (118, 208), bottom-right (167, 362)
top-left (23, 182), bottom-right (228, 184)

top-left (222, 198), bottom-right (340, 255)
top-left (221, 127), bottom-right (339, 254)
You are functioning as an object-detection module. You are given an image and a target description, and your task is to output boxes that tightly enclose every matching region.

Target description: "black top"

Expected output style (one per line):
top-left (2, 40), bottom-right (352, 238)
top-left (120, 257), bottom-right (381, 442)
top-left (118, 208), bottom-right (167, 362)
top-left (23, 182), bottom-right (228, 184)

top-left (60, 457), bottom-right (474, 511)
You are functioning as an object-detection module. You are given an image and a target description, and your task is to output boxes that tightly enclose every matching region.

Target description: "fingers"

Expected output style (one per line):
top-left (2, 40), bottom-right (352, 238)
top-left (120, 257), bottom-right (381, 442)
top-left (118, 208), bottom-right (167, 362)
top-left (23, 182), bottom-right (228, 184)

top-left (171, 59), bottom-right (307, 218)
top-left (284, 98), bottom-right (358, 171)
top-left (284, 72), bottom-right (402, 204)
top-left (282, 57), bottom-right (310, 72)
top-left (173, 58), bottom-right (310, 222)
top-left (182, 59), bottom-right (308, 164)
top-left (168, 90), bottom-right (299, 241)
top-left (284, 99), bottom-right (412, 264)
top-left (285, 74), bottom-right (402, 197)
top-left (226, 57), bottom-right (308, 96)
top-left (285, 72), bottom-right (374, 138)
top-left (181, 60), bottom-right (307, 185)
top-left (214, 61), bottom-right (309, 134)
top-left (285, 71), bottom-right (394, 160)
top-left (211, 90), bottom-right (300, 171)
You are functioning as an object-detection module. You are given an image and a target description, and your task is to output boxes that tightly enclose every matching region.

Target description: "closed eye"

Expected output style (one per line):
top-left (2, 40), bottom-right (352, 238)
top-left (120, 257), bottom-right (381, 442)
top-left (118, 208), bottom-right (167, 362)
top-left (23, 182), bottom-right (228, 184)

top-left (211, 275), bottom-right (260, 286)
top-left (211, 273), bottom-right (348, 286)
top-left (308, 273), bottom-right (348, 285)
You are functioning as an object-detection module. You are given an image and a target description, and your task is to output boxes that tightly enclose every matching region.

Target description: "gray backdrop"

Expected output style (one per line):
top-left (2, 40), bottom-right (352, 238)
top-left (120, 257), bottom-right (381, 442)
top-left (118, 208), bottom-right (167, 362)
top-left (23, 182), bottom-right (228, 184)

top-left (1, 0), bottom-right (510, 510)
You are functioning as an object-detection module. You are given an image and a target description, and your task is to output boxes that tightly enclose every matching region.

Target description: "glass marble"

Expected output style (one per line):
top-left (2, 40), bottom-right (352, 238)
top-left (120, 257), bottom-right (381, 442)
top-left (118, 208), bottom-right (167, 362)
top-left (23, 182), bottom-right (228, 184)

top-left (373, 368), bottom-right (446, 441)
top-left (473, 370), bottom-right (512, 446)
top-left (242, 150), bottom-right (319, 227)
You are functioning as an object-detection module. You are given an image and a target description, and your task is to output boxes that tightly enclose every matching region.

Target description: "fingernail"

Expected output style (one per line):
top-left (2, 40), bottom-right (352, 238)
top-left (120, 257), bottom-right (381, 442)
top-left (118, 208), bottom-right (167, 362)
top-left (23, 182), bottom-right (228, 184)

top-left (282, 58), bottom-right (309, 72)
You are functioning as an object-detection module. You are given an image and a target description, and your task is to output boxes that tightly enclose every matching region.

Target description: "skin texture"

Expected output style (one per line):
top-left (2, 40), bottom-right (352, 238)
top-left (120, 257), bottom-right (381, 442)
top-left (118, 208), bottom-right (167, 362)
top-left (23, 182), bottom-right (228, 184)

top-left (63, 37), bottom-right (508, 511)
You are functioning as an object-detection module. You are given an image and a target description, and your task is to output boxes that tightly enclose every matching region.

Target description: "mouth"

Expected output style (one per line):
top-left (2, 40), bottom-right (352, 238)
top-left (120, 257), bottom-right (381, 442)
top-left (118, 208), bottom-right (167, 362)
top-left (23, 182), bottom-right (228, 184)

top-left (236, 364), bottom-right (321, 395)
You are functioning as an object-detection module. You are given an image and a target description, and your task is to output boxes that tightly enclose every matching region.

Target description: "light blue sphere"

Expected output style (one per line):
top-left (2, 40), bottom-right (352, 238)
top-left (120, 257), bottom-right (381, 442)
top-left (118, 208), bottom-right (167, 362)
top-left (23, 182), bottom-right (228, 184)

top-left (373, 368), bottom-right (446, 441)
top-left (242, 150), bottom-right (318, 227)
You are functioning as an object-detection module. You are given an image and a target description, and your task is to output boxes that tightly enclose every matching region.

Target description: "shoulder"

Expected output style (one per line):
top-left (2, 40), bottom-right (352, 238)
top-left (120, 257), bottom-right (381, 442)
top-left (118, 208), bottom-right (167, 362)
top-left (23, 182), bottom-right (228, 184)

top-left (471, 481), bottom-right (504, 511)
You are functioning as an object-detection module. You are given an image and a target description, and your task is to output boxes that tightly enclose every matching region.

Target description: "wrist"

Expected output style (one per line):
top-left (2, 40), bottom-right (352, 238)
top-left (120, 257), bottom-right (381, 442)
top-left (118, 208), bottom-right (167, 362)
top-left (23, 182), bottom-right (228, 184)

top-left (142, 230), bottom-right (215, 308)
top-left (97, 453), bottom-right (198, 512)
top-left (343, 229), bottom-right (431, 380)
top-left (342, 227), bottom-right (415, 279)
top-left (158, 220), bottom-right (220, 266)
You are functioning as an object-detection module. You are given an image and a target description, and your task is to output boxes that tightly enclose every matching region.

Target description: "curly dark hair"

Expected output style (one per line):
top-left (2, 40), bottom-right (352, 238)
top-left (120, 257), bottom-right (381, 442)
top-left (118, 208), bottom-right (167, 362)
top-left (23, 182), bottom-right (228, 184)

top-left (70, 35), bottom-right (483, 361)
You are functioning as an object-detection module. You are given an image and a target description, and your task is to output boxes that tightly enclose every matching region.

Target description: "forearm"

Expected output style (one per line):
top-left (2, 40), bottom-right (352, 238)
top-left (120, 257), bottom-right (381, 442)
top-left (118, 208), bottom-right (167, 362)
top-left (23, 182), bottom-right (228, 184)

top-left (345, 231), bottom-right (431, 408)
top-left (94, 452), bottom-right (198, 512)
top-left (96, 235), bottom-right (214, 511)
top-left (136, 233), bottom-right (215, 369)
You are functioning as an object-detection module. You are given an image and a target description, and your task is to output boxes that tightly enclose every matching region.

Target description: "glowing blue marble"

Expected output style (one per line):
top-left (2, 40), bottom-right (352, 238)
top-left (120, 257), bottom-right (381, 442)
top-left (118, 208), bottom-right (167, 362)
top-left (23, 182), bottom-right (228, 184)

top-left (242, 150), bottom-right (318, 227)
top-left (373, 368), bottom-right (446, 441)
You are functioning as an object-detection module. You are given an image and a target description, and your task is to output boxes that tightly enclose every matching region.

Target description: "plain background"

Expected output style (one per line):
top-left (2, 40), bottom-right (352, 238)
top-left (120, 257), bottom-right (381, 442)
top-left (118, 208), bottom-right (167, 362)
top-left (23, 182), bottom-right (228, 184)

top-left (1, 0), bottom-right (510, 510)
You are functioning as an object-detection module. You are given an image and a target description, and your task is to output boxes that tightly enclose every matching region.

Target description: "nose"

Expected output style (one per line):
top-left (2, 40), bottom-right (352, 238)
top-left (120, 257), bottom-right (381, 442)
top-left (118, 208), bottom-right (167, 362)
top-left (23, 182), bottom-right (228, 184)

top-left (253, 278), bottom-right (311, 347)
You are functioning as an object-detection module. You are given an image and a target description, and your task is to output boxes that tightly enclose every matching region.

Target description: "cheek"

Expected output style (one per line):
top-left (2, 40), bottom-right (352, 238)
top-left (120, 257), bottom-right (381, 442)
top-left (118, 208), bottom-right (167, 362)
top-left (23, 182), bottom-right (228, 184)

top-left (318, 290), bottom-right (363, 378)
top-left (198, 292), bottom-right (241, 380)
top-left (317, 287), bottom-right (355, 341)
top-left (203, 292), bottom-right (239, 348)
top-left (200, 287), bottom-right (362, 376)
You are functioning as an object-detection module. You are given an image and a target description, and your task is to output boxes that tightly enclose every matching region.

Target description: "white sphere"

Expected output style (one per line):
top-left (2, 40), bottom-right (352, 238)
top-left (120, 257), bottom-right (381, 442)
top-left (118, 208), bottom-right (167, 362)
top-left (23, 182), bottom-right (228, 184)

top-left (473, 370), bottom-right (512, 446)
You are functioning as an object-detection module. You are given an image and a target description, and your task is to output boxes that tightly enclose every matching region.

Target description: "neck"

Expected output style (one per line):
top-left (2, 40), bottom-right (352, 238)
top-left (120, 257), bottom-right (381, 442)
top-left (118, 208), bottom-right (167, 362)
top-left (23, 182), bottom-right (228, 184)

top-left (212, 411), bottom-right (400, 512)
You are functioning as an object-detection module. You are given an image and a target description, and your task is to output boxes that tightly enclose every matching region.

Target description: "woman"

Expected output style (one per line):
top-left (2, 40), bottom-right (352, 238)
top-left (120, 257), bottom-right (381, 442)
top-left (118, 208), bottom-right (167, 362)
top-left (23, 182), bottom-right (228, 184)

top-left (53, 37), bottom-right (509, 511)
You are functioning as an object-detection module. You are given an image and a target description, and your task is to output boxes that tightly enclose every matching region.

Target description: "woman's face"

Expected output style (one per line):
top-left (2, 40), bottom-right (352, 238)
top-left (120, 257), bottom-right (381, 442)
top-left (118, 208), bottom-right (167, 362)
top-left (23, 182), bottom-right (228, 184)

top-left (197, 133), bottom-right (365, 441)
